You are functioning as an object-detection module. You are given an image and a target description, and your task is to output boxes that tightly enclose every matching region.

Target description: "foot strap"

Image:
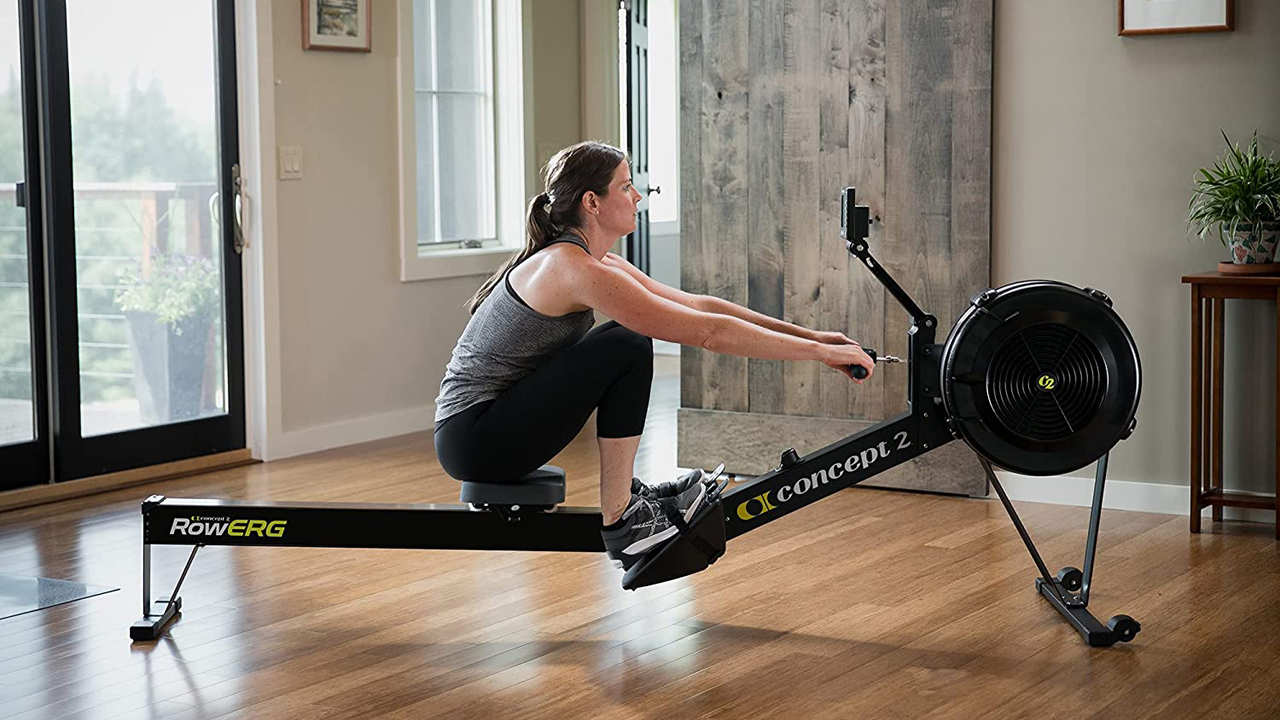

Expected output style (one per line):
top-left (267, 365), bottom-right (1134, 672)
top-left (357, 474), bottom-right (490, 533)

top-left (657, 496), bottom-right (720, 561)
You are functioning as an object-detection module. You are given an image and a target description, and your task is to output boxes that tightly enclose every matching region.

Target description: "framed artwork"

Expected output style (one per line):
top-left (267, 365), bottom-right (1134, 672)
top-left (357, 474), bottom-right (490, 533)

top-left (1119, 0), bottom-right (1234, 36)
top-left (303, 0), bottom-right (372, 52)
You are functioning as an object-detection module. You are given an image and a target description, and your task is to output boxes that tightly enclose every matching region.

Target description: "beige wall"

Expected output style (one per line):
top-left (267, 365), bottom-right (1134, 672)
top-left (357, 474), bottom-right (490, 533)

top-left (269, 1), bottom-right (587, 438)
top-left (994, 0), bottom-right (1280, 490)
top-left (528, 0), bottom-right (583, 186)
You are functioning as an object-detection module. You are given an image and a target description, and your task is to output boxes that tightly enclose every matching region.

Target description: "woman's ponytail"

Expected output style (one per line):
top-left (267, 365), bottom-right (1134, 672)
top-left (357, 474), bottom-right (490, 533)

top-left (464, 193), bottom-right (553, 314)
top-left (528, 192), bottom-right (557, 247)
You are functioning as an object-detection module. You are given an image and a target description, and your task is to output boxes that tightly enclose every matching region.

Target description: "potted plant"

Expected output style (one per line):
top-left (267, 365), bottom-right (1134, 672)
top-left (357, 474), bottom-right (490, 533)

top-left (115, 254), bottom-right (221, 424)
top-left (1189, 130), bottom-right (1280, 264)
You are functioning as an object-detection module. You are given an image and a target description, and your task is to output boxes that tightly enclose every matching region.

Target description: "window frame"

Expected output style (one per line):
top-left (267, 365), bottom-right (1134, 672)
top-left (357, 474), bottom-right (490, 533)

top-left (395, 0), bottom-right (526, 282)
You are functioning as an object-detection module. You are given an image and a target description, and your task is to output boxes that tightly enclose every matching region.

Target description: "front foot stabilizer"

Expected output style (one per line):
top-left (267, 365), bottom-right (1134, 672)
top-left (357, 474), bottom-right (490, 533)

top-left (1036, 579), bottom-right (1140, 647)
top-left (130, 597), bottom-right (182, 642)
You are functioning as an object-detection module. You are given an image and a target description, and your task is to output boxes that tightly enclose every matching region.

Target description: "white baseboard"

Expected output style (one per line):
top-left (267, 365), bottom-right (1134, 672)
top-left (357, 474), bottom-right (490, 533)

top-left (267, 407), bottom-right (433, 461)
top-left (995, 469), bottom-right (1276, 523)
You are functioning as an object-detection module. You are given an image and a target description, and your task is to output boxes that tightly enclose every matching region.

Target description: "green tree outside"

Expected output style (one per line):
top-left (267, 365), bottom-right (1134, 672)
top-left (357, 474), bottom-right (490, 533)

top-left (0, 70), bottom-right (219, 404)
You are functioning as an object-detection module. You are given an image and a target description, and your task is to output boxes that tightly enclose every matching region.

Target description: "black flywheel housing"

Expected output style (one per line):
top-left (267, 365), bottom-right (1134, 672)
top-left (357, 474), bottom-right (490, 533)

top-left (940, 280), bottom-right (1141, 476)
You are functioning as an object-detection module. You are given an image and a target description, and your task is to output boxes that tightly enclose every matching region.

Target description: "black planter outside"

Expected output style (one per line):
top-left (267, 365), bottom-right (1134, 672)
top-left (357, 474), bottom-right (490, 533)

top-left (125, 311), bottom-right (212, 424)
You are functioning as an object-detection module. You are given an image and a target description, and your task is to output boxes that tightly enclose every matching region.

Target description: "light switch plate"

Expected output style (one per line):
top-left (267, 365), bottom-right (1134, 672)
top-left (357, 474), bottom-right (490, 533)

top-left (279, 145), bottom-right (303, 180)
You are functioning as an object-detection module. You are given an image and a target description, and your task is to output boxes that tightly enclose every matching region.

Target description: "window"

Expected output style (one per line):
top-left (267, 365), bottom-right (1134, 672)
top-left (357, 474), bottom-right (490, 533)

top-left (412, 0), bottom-right (493, 247)
top-left (396, 0), bottom-right (525, 281)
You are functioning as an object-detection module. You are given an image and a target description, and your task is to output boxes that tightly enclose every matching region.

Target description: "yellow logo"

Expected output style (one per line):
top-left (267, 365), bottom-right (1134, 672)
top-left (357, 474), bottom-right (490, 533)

top-left (736, 492), bottom-right (777, 521)
top-left (1038, 375), bottom-right (1056, 391)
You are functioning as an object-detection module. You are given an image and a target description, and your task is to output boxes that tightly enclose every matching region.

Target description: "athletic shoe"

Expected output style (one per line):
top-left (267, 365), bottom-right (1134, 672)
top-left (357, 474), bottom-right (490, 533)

top-left (632, 463), bottom-right (726, 499)
top-left (602, 481), bottom-right (709, 571)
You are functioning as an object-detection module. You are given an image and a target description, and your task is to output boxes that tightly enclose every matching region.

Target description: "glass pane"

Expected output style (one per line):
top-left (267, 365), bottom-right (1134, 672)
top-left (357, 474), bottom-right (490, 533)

top-left (412, 0), bottom-right (435, 91)
top-left (436, 94), bottom-right (492, 242)
top-left (436, 0), bottom-right (486, 91)
top-left (0, 0), bottom-right (34, 446)
top-left (414, 94), bottom-right (437, 243)
top-left (65, 0), bottom-right (226, 437)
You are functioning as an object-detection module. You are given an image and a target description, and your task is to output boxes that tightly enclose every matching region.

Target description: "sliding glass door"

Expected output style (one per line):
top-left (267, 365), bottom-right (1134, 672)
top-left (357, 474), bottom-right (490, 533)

top-left (0, 0), bottom-right (47, 489)
top-left (6, 0), bottom-right (244, 488)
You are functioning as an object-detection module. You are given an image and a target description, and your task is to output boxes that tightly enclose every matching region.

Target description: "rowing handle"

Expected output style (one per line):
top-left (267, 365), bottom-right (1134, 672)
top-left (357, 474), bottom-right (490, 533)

top-left (849, 348), bottom-right (877, 380)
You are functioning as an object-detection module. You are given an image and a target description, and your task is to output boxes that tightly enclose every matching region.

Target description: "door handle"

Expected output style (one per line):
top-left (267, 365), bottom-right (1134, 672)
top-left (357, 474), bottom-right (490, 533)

top-left (211, 165), bottom-right (250, 254)
top-left (231, 163), bottom-right (248, 255)
top-left (15, 181), bottom-right (25, 208)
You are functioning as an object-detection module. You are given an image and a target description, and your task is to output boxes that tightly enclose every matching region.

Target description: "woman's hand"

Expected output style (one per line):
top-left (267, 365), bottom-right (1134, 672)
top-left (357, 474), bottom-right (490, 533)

top-left (817, 339), bottom-right (876, 383)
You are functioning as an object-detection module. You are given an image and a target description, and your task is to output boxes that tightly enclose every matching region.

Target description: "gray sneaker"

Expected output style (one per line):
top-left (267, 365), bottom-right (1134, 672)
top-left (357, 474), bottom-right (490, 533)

top-left (631, 463), bottom-right (726, 499)
top-left (602, 481), bottom-right (709, 570)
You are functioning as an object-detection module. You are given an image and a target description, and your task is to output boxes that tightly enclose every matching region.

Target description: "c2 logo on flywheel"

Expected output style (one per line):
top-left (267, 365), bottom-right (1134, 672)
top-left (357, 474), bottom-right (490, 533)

top-left (1037, 374), bottom-right (1057, 391)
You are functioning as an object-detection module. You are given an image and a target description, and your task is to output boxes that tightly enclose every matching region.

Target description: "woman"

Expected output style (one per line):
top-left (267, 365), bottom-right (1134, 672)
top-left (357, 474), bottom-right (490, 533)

top-left (434, 141), bottom-right (874, 572)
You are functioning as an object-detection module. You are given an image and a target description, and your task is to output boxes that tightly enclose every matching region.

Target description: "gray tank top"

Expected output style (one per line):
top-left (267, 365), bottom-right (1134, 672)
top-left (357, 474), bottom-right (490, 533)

top-left (434, 234), bottom-right (597, 423)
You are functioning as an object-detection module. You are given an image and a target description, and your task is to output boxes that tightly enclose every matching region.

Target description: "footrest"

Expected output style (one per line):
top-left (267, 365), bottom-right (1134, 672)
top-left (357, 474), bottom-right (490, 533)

top-left (459, 465), bottom-right (566, 507)
top-left (622, 499), bottom-right (726, 590)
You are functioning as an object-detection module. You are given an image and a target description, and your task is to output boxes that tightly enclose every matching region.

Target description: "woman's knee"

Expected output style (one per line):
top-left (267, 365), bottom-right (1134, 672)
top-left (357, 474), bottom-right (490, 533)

top-left (597, 322), bottom-right (653, 364)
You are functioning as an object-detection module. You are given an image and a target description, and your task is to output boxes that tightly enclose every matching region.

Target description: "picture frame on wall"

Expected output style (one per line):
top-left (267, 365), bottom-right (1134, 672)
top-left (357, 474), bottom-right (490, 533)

top-left (1119, 0), bottom-right (1234, 36)
top-left (303, 0), bottom-right (372, 52)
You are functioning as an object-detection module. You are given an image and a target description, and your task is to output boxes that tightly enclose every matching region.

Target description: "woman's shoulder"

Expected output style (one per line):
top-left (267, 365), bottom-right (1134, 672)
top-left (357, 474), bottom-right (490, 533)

top-left (508, 244), bottom-right (596, 315)
top-left (535, 237), bottom-right (599, 275)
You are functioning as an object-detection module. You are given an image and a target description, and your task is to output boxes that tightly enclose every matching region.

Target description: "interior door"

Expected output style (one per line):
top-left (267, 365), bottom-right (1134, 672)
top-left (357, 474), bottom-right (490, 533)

top-left (624, 0), bottom-right (651, 274)
top-left (675, 0), bottom-right (992, 497)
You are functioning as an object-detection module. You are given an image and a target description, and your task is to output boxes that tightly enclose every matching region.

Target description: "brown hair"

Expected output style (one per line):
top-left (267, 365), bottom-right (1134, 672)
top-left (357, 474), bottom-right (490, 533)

top-left (465, 141), bottom-right (627, 314)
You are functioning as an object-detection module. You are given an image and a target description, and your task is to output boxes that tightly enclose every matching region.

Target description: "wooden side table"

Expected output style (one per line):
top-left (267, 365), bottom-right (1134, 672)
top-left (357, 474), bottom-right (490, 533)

top-left (1182, 271), bottom-right (1280, 539)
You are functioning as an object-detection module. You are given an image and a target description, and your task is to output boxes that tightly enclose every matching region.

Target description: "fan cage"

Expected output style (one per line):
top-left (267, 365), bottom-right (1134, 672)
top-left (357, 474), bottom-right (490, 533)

top-left (985, 324), bottom-right (1107, 443)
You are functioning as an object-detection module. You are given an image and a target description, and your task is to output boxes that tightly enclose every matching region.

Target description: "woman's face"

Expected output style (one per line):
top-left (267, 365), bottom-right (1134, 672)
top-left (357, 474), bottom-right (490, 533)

top-left (589, 161), bottom-right (642, 237)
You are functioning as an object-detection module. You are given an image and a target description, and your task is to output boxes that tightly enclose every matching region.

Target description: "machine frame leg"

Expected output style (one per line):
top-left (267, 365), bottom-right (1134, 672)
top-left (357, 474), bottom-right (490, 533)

top-left (978, 453), bottom-right (1141, 647)
top-left (130, 543), bottom-right (201, 641)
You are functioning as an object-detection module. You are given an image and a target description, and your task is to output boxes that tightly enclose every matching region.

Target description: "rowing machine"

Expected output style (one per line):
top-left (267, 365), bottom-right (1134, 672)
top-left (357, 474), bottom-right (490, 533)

top-left (130, 188), bottom-right (1142, 647)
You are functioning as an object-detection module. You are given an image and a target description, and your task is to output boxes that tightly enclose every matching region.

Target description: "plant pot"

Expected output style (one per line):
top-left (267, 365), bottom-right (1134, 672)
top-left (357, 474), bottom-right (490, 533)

top-left (125, 310), bottom-right (212, 424)
top-left (1228, 222), bottom-right (1280, 264)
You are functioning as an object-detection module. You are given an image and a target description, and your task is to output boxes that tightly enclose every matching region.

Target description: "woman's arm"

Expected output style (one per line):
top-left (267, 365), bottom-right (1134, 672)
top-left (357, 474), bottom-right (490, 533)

top-left (571, 256), bottom-right (875, 379)
top-left (571, 259), bottom-right (817, 360)
top-left (696, 295), bottom-right (817, 341)
top-left (601, 252), bottom-right (817, 340)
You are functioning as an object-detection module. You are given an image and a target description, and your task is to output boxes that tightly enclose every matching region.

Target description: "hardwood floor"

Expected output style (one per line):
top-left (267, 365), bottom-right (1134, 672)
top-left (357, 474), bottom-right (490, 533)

top-left (2, 359), bottom-right (1278, 719)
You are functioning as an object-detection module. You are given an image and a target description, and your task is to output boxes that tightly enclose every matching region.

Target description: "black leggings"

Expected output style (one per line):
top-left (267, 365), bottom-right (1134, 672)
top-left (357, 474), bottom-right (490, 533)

top-left (433, 320), bottom-right (653, 482)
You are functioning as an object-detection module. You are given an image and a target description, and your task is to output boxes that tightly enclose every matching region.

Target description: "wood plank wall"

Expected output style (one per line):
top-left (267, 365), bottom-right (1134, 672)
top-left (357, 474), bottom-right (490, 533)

top-left (679, 0), bottom-right (992, 495)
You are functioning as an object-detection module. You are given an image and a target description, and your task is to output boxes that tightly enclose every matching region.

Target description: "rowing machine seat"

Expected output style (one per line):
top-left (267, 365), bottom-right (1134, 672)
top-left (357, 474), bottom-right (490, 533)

top-left (459, 465), bottom-right (566, 507)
